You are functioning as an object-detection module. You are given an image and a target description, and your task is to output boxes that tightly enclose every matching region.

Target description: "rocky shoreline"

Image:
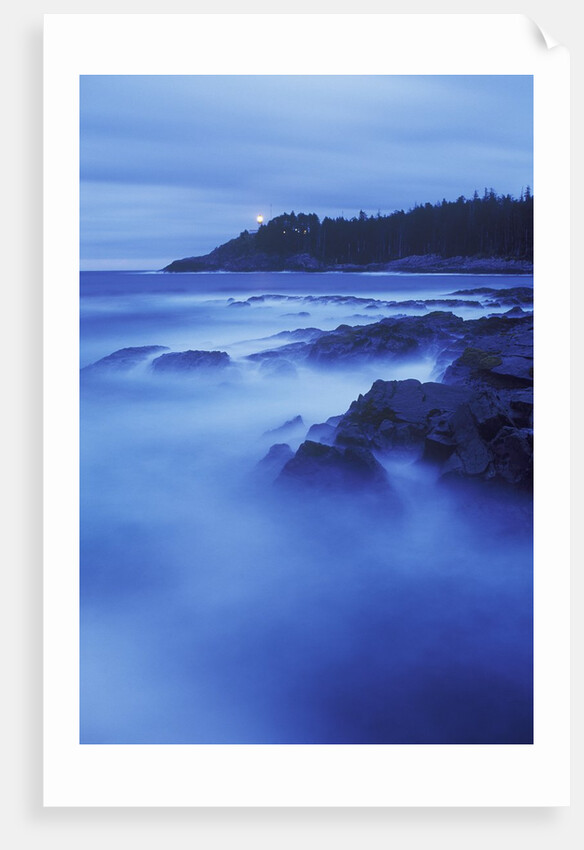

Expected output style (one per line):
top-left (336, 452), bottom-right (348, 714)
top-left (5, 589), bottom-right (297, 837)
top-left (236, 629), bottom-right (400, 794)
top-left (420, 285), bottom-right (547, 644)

top-left (163, 250), bottom-right (533, 275)
top-left (83, 285), bottom-right (533, 500)
top-left (265, 309), bottom-right (533, 495)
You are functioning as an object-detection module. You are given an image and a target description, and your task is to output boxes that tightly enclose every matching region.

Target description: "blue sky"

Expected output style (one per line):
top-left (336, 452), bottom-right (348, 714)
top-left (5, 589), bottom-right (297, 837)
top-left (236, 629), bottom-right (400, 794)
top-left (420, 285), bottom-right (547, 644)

top-left (80, 75), bottom-right (533, 270)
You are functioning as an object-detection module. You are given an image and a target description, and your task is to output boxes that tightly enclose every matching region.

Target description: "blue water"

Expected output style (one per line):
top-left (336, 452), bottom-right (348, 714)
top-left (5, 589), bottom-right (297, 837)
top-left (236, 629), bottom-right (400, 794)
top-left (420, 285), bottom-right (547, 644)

top-left (80, 271), bottom-right (533, 744)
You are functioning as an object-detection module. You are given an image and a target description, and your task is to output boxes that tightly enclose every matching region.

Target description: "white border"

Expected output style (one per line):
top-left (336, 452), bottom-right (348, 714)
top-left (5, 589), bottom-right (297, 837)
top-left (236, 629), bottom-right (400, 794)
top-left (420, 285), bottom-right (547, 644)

top-left (44, 13), bottom-right (570, 806)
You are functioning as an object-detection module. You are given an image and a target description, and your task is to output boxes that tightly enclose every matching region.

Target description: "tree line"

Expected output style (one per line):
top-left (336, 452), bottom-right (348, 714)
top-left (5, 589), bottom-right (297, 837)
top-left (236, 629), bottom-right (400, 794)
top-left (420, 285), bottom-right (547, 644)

top-left (251, 189), bottom-right (533, 265)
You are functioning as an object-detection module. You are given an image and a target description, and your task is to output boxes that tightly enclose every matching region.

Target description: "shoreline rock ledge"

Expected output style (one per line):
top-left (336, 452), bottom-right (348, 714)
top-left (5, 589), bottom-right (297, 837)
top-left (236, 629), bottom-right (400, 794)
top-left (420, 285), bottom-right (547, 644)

top-left (271, 345), bottom-right (532, 495)
top-left (163, 251), bottom-right (533, 275)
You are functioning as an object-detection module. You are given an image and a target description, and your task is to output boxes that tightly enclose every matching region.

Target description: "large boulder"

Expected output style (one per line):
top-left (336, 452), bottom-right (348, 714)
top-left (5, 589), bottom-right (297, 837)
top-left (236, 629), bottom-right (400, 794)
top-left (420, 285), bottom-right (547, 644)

top-left (335, 379), bottom-right (472, 456)
top-left (259, 358), bottom-right (298, 379)
top-left (306, 415), bottom-right (343, 446)
top-left (449, 285), bottom-right (533, 306)
top-left (435, 314), bottom-right (533, 384)
top-left (442, 344), bottom-right (533, 390)
top-left (151, 349), bottom-right (231, 372)
top-left (263, 415), bottom-right (305, 439)
top-left (277, 440), bottom-right (390, 493)
top-left (307, 312), bottom-right (465, 365)
top-left (245, 312), bottom-right (533, 374)
top-left (81, 345), bottom-right (169, 374)
top-left (255, 443), bottom-right (295, 482)
top-left (332, 377), bottom-right (533, 490)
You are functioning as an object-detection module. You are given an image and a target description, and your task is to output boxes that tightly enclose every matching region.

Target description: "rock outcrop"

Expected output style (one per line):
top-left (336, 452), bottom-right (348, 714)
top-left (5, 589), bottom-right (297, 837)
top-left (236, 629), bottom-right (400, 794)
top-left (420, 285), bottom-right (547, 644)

top-left (162, 239), bottom-right (533, 275)
top-left (81, 345), bottom-right (170, 374)
top-left (263, 415), bottom-right (305, 438)
top-left (256, 304), bottom-right (533, 494)
top-left (441, 318), bottom-right (533, 390)
top-left (331, 375), bottom-right (532, 489)
top-left (277, 440), bottom-right (391, 493)
top-left (151, 349), bottom-right (231, 372)
top-left (334, 379), bottom-right (472, 456)
top-left (305, 415), bottom-right (343, 446)
top-left (307, 312), bottom-right (465, 365)
top-left (163, 239), bottom-right (326, 273)
top-left (247, 310), bottom-right (533, 373)
top-left (255, 443), bottom-right (295, 481)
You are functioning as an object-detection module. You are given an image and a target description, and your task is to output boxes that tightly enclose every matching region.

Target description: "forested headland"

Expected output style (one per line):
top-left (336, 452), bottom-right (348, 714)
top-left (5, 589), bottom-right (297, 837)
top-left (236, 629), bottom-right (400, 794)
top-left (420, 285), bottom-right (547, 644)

top-left (163, 189), bottom-right (533, 273)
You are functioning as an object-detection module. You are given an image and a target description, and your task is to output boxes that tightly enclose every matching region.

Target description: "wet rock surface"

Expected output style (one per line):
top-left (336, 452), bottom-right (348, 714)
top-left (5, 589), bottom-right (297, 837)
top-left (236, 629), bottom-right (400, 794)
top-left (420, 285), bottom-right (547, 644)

top-left (247, 309), bottom-right (533, 374)
top-left (307, 312), bottom-right (466, 365)
top-left (255, 304), bottom-right (533, 494)
top-left (334, 379), bottom-right (473, 454)
top-left (82, 345), bottom-right (170, 374)
top-left (277, 440), bottom-right (391, 494)
top-left (163, 248), bottom-right (533, 275)
top-left (259, 358), bottom-right (298, 379)
top-left (333, 375), bottom-right (532, 489)
top-left (151, 349), bottom-right (231, 371)
top-left (263, 415), bottom-right (305, 438)
top-left (85, 293), bottom-right (533, 497)
top-left (268, 333), bottom-right (532, 494)
top-left (306, 415), bottom-right (343, 446)
top-left (450, 285), bottom-right (533, 303)
top-left (441, 316), bottom-right (533, 389)
top-left (255, 443), bottom-right (295, 481)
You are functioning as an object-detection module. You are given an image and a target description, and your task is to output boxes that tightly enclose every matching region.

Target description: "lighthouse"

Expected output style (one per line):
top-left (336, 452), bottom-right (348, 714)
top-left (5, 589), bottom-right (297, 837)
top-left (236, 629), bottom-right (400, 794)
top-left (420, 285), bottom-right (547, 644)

top-left (250, 213), bottom-right (264, 234)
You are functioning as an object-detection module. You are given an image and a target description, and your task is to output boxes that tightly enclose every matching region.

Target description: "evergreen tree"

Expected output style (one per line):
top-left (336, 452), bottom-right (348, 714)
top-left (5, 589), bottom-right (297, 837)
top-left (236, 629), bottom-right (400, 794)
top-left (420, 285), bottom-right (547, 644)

top-left (248, 190), bottom-right (532, 265)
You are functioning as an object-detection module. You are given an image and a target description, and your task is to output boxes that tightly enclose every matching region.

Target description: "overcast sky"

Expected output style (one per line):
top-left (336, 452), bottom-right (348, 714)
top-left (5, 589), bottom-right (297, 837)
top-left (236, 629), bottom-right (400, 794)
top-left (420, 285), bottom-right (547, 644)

top-left (80, 75), bottom-right (533, 270)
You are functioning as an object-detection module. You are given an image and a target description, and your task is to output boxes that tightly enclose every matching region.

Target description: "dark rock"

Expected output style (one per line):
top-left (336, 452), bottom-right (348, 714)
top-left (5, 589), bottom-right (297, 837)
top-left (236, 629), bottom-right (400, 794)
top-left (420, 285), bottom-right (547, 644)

top-left (259, 358), bottom-right (298, 379)
top-left (306, 415), bottom-right (344, 445)
top-left (307, 312), bottom-right (465, 365)
top-left (278, 440), bottom-right (390, 493)
top-left (446, 404), bottom-right (493, 476)
top-left (246, 312), bottom-right (533, 375)
top-left (335, 379), bottom-right (472, 455)
top-left (247, 294), bottom-right (289, 303)
top-left (267, 327), bottom-right (323, 342)
top-left (161, 218), bottom-right (533, 275)
top-left (504, 306), bottom-right (530, 318)
top-left (263, 415), bottom-right (305, 438)
top-left (423, 299), bottom-right (482, 308)
top-left (246, 341), bottom-right (314, 365)
top-left (450, 287), bottom-right (498, 295)
top-left (251, 328), bottom-right (323, 353)
top-left (330, 377), bottom-right (532, 491)
top-left (437, 314), bottom-right (533, 385)
top-left (251, 310), bottom-right (534, 494)
top-left (422, 430), bottom-right (458, 464)
top-left (506, 388), bottom-right (533, 429)
top-left (306, 423), bottom-right (336, 445)
top-left (255, 443), bottom-right (295, 481)
top-left (283, 253), bottom-right (324, 271)
top-left (443, 345), bottom-right (533, 390)
top-left (82, 345), bottom-right (170, 374)
top-left (151, 349), bottom-right (231, 372)
top-left (490, 426), bottom-right (533, 488)
top-left (467, 391), bottom-right (515, 442)
top-left (162, 238), bottom-right (326, 272)
top-left (450, 286), bottom-right (533, 305)
top-left (379, 255), bottom-right (533, 275)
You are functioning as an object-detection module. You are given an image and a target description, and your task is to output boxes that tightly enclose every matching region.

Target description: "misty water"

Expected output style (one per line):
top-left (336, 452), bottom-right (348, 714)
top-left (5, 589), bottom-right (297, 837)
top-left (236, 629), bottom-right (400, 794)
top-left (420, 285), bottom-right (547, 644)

top-left (80, 271), bottom-right (533, 744)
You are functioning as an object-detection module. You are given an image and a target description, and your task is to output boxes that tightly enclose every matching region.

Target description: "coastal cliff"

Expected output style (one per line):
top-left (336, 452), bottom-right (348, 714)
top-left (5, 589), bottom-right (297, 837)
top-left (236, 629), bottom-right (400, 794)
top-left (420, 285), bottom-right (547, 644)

top-left (162, 194), bottom-right (533, 274)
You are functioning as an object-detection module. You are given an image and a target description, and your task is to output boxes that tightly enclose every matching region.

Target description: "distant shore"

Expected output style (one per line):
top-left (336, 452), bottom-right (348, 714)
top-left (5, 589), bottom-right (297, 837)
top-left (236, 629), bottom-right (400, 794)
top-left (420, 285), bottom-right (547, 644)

top-left (162, 252), bottom-right (533, 275)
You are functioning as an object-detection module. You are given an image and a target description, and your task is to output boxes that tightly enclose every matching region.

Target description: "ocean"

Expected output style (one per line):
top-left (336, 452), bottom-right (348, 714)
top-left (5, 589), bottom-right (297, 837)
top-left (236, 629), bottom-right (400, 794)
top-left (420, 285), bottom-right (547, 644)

top-left (80, 270), bottom-right (533, 744)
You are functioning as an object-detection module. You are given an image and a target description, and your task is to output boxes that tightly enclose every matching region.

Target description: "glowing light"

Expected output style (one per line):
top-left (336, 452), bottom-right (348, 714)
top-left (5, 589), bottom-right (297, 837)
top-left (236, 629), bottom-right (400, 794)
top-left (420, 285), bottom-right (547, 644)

top-left (256, 214), bottom-right (264, 225)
